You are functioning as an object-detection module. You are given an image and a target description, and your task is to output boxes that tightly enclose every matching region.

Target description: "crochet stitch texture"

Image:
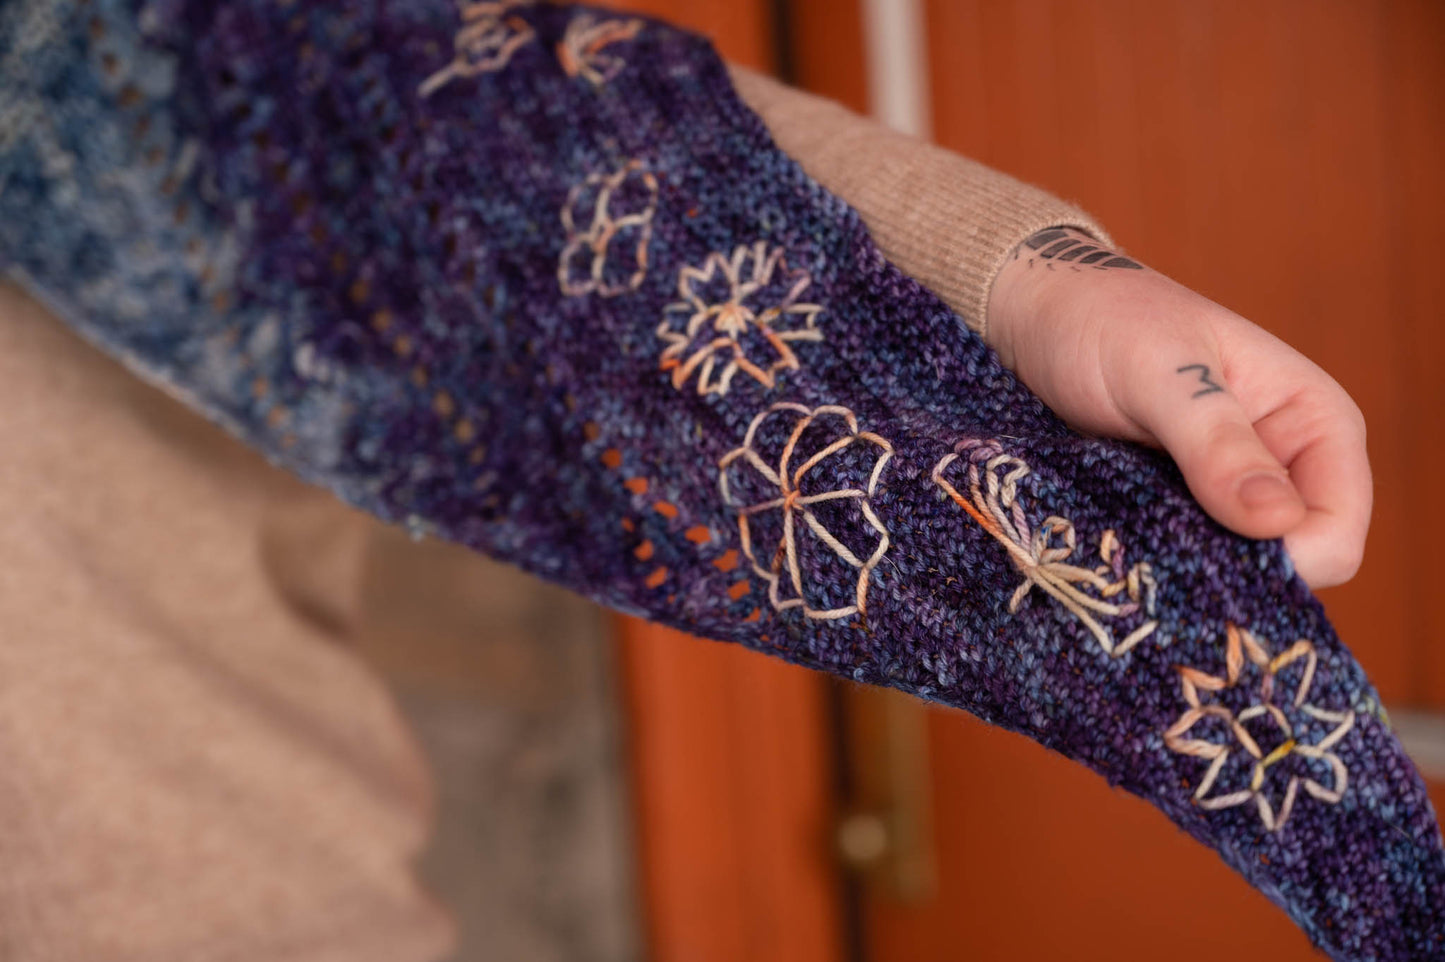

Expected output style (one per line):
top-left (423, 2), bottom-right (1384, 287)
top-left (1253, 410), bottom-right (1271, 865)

top-left (1, 0), bottom-right (1442, 956)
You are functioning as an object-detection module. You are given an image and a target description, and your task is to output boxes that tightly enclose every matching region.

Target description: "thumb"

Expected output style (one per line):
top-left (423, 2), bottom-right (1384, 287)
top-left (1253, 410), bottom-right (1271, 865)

top-left (1120, 355), bottom-right (1307, 540)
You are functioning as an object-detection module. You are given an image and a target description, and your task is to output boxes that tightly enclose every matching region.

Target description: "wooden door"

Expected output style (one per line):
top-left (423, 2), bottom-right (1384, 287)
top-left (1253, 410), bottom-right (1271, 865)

top-left (611, 1), bottom-right (1445, 960)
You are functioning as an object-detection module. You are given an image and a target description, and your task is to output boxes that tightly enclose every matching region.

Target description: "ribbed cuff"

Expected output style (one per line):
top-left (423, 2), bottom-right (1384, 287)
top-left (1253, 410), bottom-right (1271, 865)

top-left (727, 65), bottom-right (1111, 342)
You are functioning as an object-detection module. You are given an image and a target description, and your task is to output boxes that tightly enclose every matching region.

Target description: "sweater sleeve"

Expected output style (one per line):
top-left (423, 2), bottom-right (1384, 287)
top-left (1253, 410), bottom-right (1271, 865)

top-left (1, 3), bottom-right (1441, 958)
top-left (728, 66), bottom-right (1111, 341)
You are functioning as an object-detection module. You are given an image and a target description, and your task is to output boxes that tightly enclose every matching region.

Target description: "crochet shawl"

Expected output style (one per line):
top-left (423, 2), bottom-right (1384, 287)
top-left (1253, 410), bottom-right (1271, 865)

top-left (1, 1), bottom-right (1441, 956)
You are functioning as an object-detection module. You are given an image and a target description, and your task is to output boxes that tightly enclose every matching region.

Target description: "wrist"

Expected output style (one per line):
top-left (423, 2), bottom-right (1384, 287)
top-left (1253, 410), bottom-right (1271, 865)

top-left (985, 243), bottom-right (1035, 370)
top-left (986, 226), bottom-right (1147, 369)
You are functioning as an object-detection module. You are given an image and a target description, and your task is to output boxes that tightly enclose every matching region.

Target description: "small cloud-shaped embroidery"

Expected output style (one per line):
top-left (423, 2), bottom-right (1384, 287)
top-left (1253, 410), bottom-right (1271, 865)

top-left (558, 159), bottom-right (659, 297)
top-left (658, 241), bottom-right (824, 396)
top-left (558, 13), bottom-right (644, 86)
top-left (420, 1), bottom-right (537, 98)
top-left (719, 403), bottom-right (892, 622)
top-left (932, 439), bottom-right (1158, 656)
top-left (1165, 623), bottom-right (1354, 832)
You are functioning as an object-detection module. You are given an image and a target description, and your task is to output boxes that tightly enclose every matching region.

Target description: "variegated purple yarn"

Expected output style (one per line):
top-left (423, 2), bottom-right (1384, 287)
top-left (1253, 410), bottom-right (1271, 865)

top-left (0, 0), bottom-right (1441, 955)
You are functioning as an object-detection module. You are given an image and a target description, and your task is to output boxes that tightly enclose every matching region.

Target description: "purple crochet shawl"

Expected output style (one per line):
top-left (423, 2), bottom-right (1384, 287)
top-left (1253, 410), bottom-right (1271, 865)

top-left (1, 0), bottom-right (1441, 955)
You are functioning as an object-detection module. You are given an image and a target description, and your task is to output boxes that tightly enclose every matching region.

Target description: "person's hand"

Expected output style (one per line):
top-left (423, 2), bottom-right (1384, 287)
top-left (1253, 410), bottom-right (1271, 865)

top-left (986, 228), bottom-right (1370, 589)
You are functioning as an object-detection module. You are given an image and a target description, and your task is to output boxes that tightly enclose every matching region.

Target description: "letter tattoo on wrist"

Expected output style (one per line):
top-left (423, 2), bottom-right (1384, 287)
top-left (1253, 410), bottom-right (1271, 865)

top-left (1177, 363), bottom-right (1226, 398)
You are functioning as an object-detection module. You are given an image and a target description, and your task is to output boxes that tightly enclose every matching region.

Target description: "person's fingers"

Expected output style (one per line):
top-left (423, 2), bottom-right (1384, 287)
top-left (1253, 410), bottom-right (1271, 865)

top-left (1111, 343), bottom-right (1308, 541)
top-left (1252, 394), bottom-right (1372, 588)
top-left (1014, 275), bottom-right (1372, 588)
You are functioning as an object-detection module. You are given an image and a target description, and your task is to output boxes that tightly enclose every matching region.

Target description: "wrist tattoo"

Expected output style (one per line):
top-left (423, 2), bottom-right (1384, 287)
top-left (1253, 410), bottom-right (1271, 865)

top-left (1177, 363), bottom-right (1225, 398)
top-left (1014, 228), bottom-right (1144, 272)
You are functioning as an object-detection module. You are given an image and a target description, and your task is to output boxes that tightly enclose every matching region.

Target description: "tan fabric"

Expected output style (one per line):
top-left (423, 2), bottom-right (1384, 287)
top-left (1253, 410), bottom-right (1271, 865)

top-left (729, 66), bottom-right (1112, 341)
top-left (0, 282), bottom-right (454, 962)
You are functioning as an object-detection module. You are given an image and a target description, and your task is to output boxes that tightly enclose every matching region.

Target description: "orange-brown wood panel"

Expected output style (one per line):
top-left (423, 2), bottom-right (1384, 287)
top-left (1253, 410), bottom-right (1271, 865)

top-left (1381, 0), bottom-right (1445, 859)
top-left (618, 632), bottom-right (845, 962)
top-left (603, 5), bottom-right (846, 962)
top-left (1387, 0), bottom-right (1445, 703)
top-left (788, 0), bottom-right (869, 115)
top-left (596, 0), bottom-right (775, 71)
top-left (878, 713), bottom-right (1322, 960)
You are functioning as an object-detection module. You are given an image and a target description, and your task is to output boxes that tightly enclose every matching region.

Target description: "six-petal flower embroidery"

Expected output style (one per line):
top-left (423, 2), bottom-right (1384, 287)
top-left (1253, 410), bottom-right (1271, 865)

top-left (1165, 623), bottom-right (1355, 832)
top-left (419, 0), bottom-right (537, 98)
top-left (719, 403), bottom-right (892, 621)
top-left (558, 159), bottom-right (659, 297)
top-left (558, 13), bottom-right (644, 86)
top-left (658, 241), bottom-right (824, 396)
top-left (932, 439), bottom-right (1158, 656)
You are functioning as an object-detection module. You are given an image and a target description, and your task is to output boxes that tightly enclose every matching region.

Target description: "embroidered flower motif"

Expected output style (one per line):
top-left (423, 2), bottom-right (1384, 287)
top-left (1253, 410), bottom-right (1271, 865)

top-left (557, 13), bottom-right (644, 86)
top-left (657, 241), bottom-right (824, 396)
top-left (719, 403), bottom-right (892, 621)
top-left (558, 159), bottom-right (659, 297)
top-left (1165, 623), bottom-right (1354, 832)
top-left (931, 439), bottom-right (1158, 656)
top-left (419, 1), bottom-right (536, 98)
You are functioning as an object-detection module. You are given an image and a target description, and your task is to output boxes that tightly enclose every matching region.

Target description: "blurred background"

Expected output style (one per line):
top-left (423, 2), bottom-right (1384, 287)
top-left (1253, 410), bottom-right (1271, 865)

top-left (356, 1), bottom-right (1445, 959)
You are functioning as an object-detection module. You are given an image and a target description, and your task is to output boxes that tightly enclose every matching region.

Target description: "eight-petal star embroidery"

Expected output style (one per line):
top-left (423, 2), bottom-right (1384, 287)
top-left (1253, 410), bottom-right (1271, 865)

top-left (1165, 623), bottom-right (1355, 832)
top-left (718, 403), bottom-right (892, 621)
top-left (657, 241), bottom-right (824, 396)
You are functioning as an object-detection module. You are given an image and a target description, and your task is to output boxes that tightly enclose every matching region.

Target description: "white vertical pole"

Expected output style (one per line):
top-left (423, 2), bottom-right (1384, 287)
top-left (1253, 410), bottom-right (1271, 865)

top-left (859, 0), bottom-right (933, 139)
